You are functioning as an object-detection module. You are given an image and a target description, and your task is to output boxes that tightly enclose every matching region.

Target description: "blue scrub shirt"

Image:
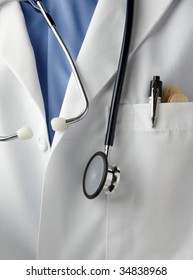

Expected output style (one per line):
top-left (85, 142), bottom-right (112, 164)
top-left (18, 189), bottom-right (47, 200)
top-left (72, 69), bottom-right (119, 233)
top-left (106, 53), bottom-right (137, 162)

top-left (21, 0), bottom-right (98, 142)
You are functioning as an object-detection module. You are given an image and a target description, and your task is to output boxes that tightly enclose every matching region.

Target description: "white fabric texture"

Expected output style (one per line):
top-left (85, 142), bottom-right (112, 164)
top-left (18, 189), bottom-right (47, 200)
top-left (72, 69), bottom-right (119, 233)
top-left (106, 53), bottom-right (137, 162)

top-left (0, 0), bottom-right (193, 259)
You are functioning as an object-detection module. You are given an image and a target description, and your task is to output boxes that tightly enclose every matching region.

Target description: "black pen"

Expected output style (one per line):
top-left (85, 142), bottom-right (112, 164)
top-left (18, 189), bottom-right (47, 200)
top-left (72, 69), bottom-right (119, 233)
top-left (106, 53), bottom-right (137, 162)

top-left (149, 76), bottom-right (162, 128)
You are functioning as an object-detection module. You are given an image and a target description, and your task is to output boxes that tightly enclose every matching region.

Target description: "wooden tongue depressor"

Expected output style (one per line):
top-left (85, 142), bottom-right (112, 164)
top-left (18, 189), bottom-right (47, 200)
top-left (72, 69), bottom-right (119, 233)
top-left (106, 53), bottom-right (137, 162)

top-left (167, 93), bottom-right (189, 102)
top-left (163, 86), bottom-right (189, 102)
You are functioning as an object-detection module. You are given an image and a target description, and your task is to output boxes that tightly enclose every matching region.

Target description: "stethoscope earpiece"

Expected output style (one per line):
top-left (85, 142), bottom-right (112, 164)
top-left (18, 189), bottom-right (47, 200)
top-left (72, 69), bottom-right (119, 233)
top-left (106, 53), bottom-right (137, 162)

top-left (0, 126), bottom-right (33, 142)
top-left (17, 126), bottom-right (33, 140)
top-left (83, 151), bottom-right (120, 199)
top-left (51, 118), bottom-right (68, 132)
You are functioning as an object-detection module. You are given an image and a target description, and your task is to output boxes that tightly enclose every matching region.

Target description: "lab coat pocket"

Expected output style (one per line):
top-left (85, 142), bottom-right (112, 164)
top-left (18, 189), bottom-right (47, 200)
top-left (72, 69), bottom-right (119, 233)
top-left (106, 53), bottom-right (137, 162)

top-left (108, 102), bottom-right (193, 259)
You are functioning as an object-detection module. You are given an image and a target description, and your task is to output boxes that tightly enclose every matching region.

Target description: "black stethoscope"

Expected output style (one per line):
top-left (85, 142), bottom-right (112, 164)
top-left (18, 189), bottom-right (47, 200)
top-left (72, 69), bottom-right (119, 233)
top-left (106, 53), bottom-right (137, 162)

top-left (83, 0), bottom-right (134, 199)
top-left (0, 0), bottom-right (134, 200)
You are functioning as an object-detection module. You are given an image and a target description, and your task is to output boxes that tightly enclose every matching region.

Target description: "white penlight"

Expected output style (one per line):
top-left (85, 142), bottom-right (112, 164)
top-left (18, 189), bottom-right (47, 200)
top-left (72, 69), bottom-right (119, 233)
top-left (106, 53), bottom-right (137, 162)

top-left (17, 126), bottom-right (33, 140)
top-left (51, 118), bottom-right (68, 132)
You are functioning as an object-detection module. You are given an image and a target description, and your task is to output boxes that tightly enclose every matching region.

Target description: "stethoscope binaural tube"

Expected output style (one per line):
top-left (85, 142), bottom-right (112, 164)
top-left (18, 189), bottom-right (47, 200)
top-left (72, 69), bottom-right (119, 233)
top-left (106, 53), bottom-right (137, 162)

top-left (83, 0), bottom-right (134, 199)
top-left (0, 0), bottom-right (89, 143)
top-left (30, 0), bottom-right (89, 130)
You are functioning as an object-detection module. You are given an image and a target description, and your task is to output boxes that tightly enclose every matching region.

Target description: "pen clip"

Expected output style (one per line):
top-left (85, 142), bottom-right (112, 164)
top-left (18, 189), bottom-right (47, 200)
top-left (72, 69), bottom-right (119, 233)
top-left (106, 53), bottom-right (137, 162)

top-left (149, 76), bottom-right (162, 128)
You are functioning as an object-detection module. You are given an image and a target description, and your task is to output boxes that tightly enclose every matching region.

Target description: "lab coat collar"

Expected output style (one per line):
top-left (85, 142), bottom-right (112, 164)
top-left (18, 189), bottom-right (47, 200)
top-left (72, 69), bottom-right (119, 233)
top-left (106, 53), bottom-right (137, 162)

top-left (51, 0), bottom-right (127, 148)
top-left (57, 0), bottom-right (126, 121)
top-left (0, 1), bottom-right (45, 118)
top-left (52, 0), bottom-right (175, 148)
top-left (129, 0), bottom-right (176, 57)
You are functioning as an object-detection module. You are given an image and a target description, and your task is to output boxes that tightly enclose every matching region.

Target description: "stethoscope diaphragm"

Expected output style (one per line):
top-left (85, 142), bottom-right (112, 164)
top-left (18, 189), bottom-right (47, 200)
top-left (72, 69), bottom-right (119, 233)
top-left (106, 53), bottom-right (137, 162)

top-left (83, 151), bottom-right (120, 199)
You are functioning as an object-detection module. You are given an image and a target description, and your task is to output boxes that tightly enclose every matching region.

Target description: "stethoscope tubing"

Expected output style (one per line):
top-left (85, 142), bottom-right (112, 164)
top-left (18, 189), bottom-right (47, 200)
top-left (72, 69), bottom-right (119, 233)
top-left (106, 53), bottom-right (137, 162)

top-left (105, 0), bottom-right (134, 149)
top-left (83, 0), bottom-right (134, 199)
top-left (35, 0), bottom-right (89, 125)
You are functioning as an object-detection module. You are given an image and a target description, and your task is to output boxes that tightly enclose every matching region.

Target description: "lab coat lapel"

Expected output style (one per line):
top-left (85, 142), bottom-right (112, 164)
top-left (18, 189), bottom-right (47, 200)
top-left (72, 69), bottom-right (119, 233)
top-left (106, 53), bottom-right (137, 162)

top-left (0, 2), bottom-right (45, 116)
top-left (52, 0), bottom-right (126, 147)
top-left (130, 0), bottom-right (176, 56)
top-left (59, 0), bottom-right (176, 106)
top-left (52, 0), bottom-right (176, 148)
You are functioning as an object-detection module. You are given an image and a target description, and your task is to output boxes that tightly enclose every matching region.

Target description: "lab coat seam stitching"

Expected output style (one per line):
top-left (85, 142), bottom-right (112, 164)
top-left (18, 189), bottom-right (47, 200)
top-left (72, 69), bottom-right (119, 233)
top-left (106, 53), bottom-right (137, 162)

top-left (130, 128), bottom-right (193, 132)
top-left (106, 195), bottom-right (109, 260)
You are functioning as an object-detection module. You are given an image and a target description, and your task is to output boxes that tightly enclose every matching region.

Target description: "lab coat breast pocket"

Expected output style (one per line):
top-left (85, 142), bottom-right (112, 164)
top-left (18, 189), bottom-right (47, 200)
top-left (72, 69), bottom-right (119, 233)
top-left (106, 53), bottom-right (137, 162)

top-left (108, 102), bottom-right (193, 259)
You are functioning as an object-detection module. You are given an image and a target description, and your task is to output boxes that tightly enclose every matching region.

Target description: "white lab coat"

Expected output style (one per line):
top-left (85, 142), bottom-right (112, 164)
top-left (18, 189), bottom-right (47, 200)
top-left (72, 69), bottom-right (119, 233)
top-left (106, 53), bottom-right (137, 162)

top-left (0, 0), bottom-right (193, 259)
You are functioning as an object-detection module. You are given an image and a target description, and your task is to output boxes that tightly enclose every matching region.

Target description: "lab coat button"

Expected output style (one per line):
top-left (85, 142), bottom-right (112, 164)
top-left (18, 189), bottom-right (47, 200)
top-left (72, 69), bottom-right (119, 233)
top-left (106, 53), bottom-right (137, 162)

top-left (37, 136), bottom-right (48, 152)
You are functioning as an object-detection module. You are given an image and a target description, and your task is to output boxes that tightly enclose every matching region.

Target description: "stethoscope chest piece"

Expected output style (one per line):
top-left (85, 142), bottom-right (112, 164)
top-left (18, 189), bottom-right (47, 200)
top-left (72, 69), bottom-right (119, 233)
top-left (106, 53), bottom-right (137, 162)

top-left (82, 0), bottom-right (133, 200)
top-left (104, 165), bottom-right (120, 194)
top-left (83, 151), bottom-right (120, 199)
